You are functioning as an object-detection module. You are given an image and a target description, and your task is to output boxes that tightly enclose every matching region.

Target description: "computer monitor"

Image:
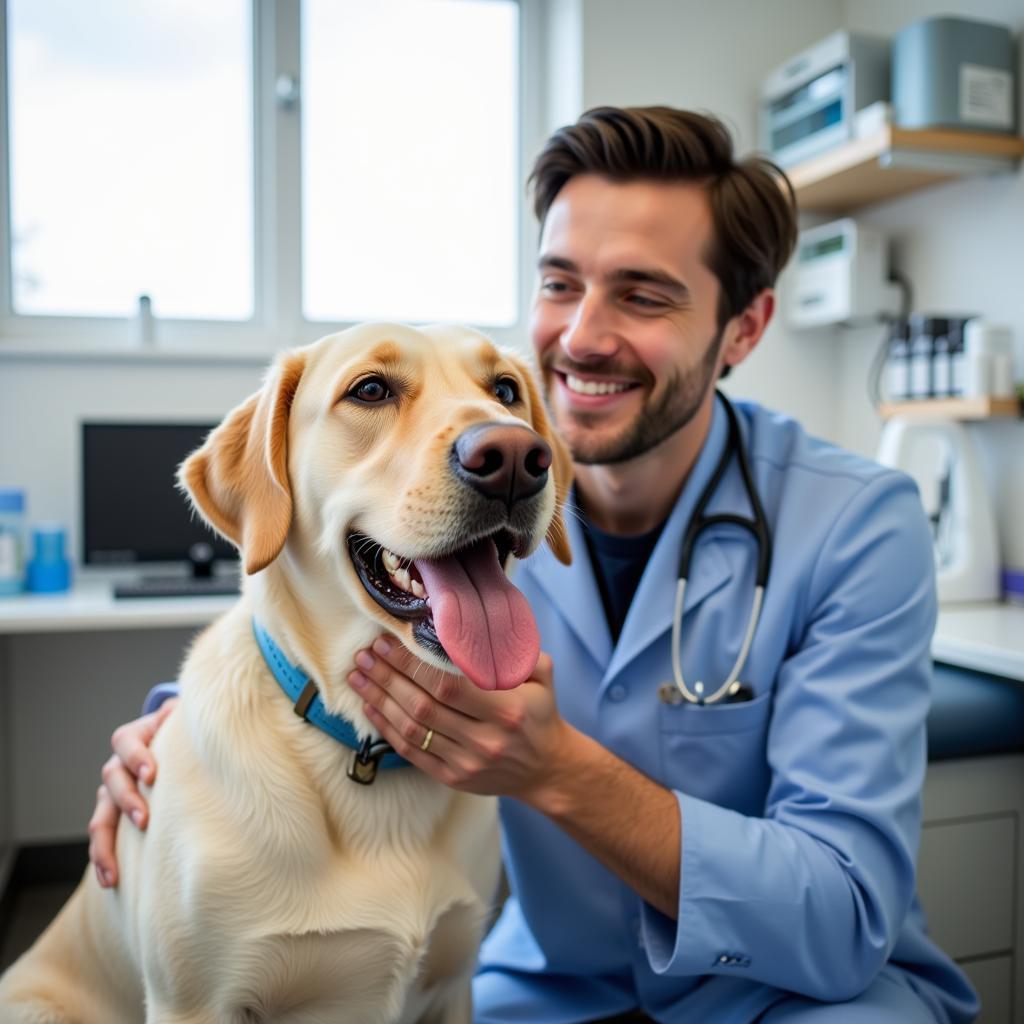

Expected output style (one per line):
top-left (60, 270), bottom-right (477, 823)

top-left (81, 422), bottom-right (237, 570)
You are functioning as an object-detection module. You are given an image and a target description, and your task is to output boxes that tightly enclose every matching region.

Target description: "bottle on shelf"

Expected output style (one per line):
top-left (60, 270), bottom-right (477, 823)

top-left (907, 314), bottom-right (939, 400)
top-left (931, 321), bottom-right (952, 398)
top-left (885, 319), bottom-right (912, 401)
top-left (0, 488), bottom-right (27, 596)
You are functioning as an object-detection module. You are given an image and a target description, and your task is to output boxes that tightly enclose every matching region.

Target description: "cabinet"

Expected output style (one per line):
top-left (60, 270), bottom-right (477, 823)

top-left (920, 752), bottom-right (1024, 1023)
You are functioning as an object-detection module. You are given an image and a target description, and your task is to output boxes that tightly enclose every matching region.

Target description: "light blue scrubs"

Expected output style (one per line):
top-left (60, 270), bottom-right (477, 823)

top-left (474, 398), bottom-right (979, 1023)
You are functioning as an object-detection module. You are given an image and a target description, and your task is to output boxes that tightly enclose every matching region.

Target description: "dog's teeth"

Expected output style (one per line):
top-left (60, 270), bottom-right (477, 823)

top-left (410, 579), bottom-right (425, 599)
top-left (393, 568), bottom-right (412, 592)
top-left (382, 549), bottom-right (400, 572)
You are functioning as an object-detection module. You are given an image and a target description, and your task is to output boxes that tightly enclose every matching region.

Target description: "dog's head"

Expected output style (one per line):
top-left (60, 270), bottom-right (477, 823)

top-left (180, 323), bottom-right (571, 691)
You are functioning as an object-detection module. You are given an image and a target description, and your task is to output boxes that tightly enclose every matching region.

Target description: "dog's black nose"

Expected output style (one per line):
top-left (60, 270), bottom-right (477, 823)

top-left (452, 423), bottom-right (552, 506)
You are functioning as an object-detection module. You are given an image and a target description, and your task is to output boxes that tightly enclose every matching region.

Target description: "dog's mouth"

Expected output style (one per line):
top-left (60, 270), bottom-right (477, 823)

top-left (347, 529), bottom-right (538, 690)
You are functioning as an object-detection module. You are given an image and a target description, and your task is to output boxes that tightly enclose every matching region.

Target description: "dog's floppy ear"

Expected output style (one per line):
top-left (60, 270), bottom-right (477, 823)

top-left (179, 350), bottom-right (306, 576)
top-left (521, 365), bottom-right (573, 566)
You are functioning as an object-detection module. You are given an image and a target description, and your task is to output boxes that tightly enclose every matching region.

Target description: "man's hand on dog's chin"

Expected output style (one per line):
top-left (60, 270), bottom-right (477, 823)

top-left (349, 637), bottom-right (579, 807)
top-left (89, 697), bottom-right (179, 889)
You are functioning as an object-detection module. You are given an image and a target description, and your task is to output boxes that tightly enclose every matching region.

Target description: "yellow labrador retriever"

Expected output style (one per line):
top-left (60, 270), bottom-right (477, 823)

top-left (0, 323), bottom-right (571, 1024)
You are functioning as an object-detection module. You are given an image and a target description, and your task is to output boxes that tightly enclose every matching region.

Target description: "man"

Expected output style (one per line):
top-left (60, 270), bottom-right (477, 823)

top-left (91, 107), bottom-right (978, 1022)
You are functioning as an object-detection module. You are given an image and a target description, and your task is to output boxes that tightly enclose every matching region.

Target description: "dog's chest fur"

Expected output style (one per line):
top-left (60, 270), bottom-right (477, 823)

top-left (125, 602), bottom-right (499, 1022)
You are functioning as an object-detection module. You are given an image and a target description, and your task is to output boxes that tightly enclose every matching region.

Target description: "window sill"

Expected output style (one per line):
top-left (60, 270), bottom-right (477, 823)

top-left (0, 337), bottom-right (279, 366)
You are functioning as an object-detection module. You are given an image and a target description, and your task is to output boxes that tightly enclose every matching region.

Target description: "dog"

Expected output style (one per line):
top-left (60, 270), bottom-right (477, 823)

top-left (0, 322), bottom-right (572, 1023)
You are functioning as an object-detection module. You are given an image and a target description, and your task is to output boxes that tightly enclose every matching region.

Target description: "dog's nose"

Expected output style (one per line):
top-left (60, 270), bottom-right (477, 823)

top-left (452, 423), bottom-right (552, 505)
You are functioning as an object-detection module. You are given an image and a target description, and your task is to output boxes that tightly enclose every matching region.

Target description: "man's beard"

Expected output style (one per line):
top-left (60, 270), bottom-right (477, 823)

top-left (552, 326), bottom-right (725, 466)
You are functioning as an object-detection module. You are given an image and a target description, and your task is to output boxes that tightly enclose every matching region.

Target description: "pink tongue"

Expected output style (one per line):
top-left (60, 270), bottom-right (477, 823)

top-left (414, 539), bottom-right (539, 690)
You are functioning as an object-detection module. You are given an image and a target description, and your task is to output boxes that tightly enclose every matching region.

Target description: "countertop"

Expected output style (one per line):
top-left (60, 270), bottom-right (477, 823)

top-left (933, 602), bottom-right (1024, 682)
top-left (2, 584), bottom-right (1022, 682)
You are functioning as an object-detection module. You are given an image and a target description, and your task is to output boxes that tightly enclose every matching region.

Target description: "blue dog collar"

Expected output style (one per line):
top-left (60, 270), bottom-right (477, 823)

top-left (253, 619), bottom-right (409, 784)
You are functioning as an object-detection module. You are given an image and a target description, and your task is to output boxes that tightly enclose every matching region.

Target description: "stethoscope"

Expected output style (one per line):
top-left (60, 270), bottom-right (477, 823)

top-left (658, 391), bottom-right (773, 707)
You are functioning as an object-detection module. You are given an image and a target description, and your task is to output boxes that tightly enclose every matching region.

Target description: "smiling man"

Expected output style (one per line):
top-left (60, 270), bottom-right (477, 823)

top-left (91, 107), bottom-right (977, 1023)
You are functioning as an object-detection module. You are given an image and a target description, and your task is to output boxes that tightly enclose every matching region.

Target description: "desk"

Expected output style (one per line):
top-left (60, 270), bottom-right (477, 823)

top-left (0, 578), bottom-right (234, 635)
top-left (0, 578), bottom-right (234, 897)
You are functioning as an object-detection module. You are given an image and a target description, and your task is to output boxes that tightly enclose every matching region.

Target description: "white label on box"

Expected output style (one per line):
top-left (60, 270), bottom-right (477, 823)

top-left (959, 64), bottom-right (1013, 128)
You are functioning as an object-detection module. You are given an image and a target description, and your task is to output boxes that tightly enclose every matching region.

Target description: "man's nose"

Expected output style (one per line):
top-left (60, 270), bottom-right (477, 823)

top-left (559, 293), bottom-right (620, 363)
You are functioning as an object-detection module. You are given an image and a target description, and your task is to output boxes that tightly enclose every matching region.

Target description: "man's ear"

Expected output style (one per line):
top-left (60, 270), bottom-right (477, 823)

top-left (519, 362), bottom-right (573, 566)
top-left (720, 288), bottom-right (775, 374)
top-left (178, 350), bottom-right (306, 576)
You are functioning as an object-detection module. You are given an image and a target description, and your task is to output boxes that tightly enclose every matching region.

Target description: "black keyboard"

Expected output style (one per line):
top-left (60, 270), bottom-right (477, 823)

top-left (113, 576), bottom-right (240, 599)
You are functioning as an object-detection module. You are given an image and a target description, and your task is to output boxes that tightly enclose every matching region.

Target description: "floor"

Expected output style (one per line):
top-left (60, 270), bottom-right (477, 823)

top-left (0, 882), bottom-right (76, 971)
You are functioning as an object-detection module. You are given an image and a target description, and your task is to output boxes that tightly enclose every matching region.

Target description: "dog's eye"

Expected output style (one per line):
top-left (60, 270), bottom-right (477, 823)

top-left (494, 377), bottom-right (520, 405)
top-left (349, 377), bottom-right (393, 404)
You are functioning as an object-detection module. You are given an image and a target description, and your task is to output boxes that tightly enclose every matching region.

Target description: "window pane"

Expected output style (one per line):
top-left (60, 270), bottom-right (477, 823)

top-left (302, 0), bottom-right (519, 327)
top-left (7, 0), bottom-right (253, 319)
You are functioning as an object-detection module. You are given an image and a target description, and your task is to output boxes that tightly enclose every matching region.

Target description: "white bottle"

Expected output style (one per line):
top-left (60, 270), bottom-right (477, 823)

top-left (963, 321), bottom-right (1013, 399)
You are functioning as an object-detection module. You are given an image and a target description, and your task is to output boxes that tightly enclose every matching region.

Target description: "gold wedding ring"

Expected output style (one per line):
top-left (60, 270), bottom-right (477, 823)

top-left (420, 728), bottom-right (435, 752)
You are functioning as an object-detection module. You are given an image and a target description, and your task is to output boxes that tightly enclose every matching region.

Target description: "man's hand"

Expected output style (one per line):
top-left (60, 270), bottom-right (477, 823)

top-left (350, 637), bottom-right (681, 916)
top-left (88, 697), bottom-right (177, 888)
top-left (348, 637), bottom-right (570, 804)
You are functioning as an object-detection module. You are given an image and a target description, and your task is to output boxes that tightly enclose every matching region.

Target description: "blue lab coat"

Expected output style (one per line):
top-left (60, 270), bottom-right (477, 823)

top-left (473, 398), bottom-right (979, 1023)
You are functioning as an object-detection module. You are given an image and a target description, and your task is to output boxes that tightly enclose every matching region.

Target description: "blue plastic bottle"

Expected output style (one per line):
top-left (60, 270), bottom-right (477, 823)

top-left (0, 488), bottom-right (27, 595)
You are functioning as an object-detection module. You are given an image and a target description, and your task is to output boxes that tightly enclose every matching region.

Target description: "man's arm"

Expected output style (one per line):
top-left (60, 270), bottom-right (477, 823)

top-left (353, 646), bottom-right (681, 917)
top-left (525, 725), bottom-right (682, 919)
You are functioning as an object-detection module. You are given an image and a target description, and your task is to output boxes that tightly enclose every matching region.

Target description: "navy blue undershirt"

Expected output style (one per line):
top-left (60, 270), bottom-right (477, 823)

top-left (581, 513), bottom-right (666, 642)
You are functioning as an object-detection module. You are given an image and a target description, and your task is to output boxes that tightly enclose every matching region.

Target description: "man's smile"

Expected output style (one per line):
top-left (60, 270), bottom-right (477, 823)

top-left (550, 368), bottom-right (643, 411)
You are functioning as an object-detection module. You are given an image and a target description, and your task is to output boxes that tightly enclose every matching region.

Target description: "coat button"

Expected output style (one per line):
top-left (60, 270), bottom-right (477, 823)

top-left (608, 684), bottom-right (628, 702)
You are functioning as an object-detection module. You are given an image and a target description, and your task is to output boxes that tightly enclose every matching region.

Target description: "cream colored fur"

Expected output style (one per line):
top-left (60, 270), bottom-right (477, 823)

top-left (0, 323), bottom-right (571, 1024)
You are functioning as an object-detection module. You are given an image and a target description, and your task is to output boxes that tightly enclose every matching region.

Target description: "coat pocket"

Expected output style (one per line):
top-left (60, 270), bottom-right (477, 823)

top-left (657, 691), bottom-right (773, 813)
top-left (657, 690), bottom-right (772, 735)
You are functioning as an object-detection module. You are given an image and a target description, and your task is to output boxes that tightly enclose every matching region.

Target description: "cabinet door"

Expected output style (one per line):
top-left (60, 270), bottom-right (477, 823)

top-left (917, 815), bottom-right (1015, 959)
top-left (963, 955), bottom-right (1013, 1024)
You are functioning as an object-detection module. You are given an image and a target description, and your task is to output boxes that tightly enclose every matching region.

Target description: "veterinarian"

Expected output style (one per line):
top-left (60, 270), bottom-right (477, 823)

top-left (89, 107), bottom-right (977, 1024)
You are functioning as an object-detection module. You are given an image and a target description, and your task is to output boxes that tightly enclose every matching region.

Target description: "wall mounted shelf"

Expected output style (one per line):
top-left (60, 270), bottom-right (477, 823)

top-left (790, 127), bottom-right (1024, 213)
top-left (878, 396), bottom-right (1022, 421)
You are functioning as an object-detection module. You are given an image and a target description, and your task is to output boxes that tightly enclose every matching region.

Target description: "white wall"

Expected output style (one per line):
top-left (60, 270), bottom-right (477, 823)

top-left (833, 0), bottom-right (1024, 570)
top-left (0, 355), bottom-right (266, 565)
top-left (571, 0), bottom-right (845, 440)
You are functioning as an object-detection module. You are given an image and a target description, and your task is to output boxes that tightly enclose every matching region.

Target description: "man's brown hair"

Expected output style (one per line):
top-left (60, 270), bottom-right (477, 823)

top-left (528, 106), bottom-right (798, 331)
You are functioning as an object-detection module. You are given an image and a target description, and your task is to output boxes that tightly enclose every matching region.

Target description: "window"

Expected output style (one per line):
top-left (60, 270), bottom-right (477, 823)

top-left (0, 0), bottom-right (530, 346)
top-left (6, 0), bottom-right (253, 320)
top-left (302, 0), bottom-right (519, 326)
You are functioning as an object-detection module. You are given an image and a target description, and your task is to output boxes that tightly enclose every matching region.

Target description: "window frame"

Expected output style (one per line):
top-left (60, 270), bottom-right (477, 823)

top-left (0, 0), bottom-right (543, 359)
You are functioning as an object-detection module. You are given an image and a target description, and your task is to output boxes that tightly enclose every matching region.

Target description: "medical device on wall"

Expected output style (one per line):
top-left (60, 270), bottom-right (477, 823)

top-left (788, 219), bottom-right (900, 329)
top-left (876, 417), bottom-right (1000, 603)
top-left (761, 31), bottom-right (890, 168)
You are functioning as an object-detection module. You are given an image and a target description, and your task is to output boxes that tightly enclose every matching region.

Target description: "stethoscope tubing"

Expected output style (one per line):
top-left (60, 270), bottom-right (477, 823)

top-left (669, 392), bottom-right (773, 706)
